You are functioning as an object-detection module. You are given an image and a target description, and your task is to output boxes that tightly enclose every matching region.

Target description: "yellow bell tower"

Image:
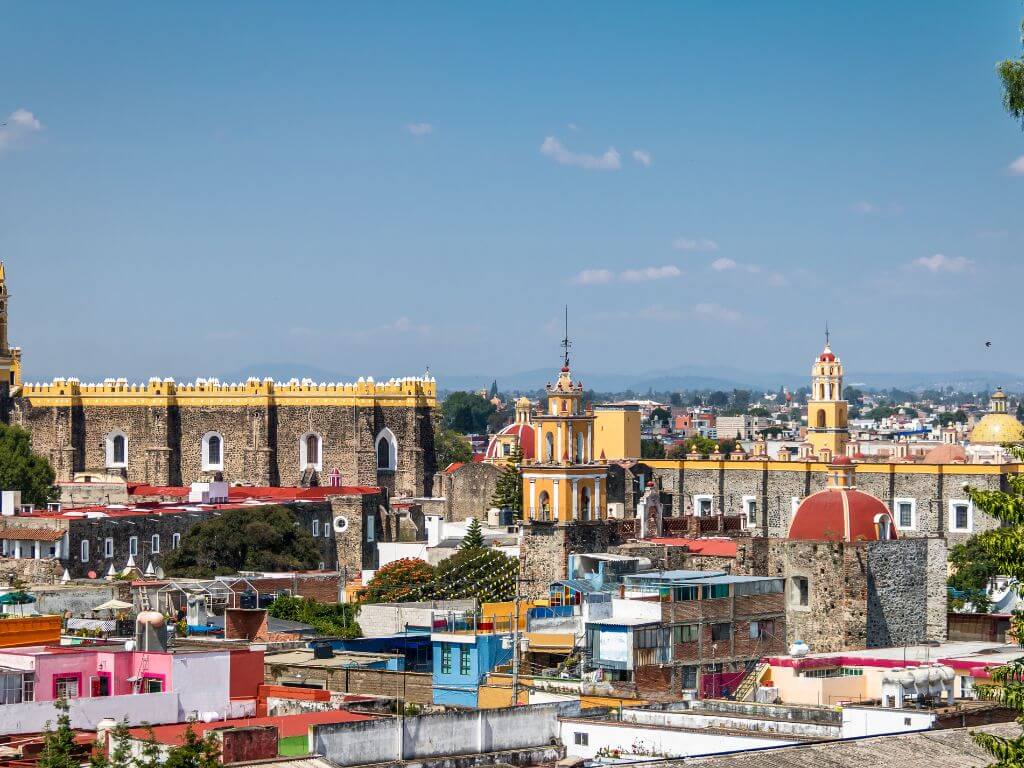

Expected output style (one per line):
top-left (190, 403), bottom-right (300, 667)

top-left (0, 262), bottom-right (21, 390)
top-left (805, 327), bottom-right (849, 461)
top-left (521, 310), bottom-right (607, 523)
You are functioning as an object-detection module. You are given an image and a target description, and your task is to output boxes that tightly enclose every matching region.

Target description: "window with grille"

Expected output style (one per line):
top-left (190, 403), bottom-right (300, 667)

top-left (441, 645), bottom-right (452, 674)
top-left (673, 624), bottom-right (699, 643)
top-left (460, 646), bottom-right (471, 675)
top-left (711, 623), bottom-right (731, 642)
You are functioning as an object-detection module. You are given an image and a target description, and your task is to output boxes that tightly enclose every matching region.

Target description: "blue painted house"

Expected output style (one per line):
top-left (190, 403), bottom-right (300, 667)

top-left (431, 630), bottom-right (513, 708)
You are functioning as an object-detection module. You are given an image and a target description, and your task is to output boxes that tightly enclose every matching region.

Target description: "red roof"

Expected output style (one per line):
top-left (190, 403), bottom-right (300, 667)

top-left (645, 537), bottom-right (738, 557)
top-left (128, 709), bottom-right (374, 745)
top-left (789, 488), bottom-right (896, 542)
top-left (484, 423), bottom-right (536, 460)
top-left (442, 462), bottom-right (465, 474)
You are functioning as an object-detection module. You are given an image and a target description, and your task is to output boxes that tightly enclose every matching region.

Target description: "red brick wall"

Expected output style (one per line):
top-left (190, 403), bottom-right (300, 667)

top-left (218, 726), bottom-right (279, 764)
top-left (230, 648), bottom-right (266, 699)
top-left (224, 608), bottom-right (269, 641)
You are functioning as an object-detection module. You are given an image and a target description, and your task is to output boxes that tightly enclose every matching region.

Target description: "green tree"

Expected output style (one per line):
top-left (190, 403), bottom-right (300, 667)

top-left (963, 445), bottom-right (1024, 763)
top-left (435, 428), bottom-right (473, 469)
top-left (441, 392), bottom-right (497, 434)
top-left (640, 439), bottom-right (665, 459)
top-left (717, 438), bottom-right (739, 455)
top-left (268, 596), bottom-right (361, 638)
top-left (490, 445), bottom-right (523, 517)
top-left (649, 407), bottom-right (671, 426)
top-left (163, 723), bottom-right (221, 768)
top-left (999, 17), bottom-right (1024, 126)
top-left (162, 506), bottom-right (323, 577)
top-left (38, 699), bottom-right (80, 768)
top-left (0, 422), bottom-right (56, 507)
top-left (461, 518), bottom-right (485, 551)
top-left (747, 406), bottom-right (770, 418)
top-left (938, 410), bottom-right (968, 427)
top-left (432, 547), bottom-right (518, 603)
top-left (363, 558), bottom-right (436, 603)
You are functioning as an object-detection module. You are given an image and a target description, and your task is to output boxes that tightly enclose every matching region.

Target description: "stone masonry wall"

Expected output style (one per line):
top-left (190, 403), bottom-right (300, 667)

top-left (13, 399), bottom-right (435, 496)
top-left (651, 462), bottom-right (1010, 546)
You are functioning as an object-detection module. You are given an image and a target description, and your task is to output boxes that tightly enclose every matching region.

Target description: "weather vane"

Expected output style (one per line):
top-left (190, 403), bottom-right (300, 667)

top-left (561, 305), bottom-right (572, 369)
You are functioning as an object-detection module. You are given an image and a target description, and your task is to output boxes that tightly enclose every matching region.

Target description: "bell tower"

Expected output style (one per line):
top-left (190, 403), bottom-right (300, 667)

top-left (0, 263), bottom-right (20, 391)
top-left (805, 326), bottom-right (849, 460)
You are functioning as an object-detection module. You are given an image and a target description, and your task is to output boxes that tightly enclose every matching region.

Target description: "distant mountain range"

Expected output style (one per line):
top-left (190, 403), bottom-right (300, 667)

top-left (218, 362), bottom-right (1024, 394)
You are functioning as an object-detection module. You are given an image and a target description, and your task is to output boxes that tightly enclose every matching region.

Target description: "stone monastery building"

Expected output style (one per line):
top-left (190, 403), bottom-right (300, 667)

top-left (0, 264), bottom-right (438, 497)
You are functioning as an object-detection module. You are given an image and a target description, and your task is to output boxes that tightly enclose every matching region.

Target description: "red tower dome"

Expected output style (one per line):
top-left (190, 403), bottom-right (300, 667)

top-left (789, 487), bottom-right (896, 542)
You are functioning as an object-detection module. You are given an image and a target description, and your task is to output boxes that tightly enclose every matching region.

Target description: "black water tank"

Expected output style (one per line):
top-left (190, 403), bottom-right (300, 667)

top-left (312, 641), bottom-right (335, 659)
top-left (238, 590), bottom-right (257, 609)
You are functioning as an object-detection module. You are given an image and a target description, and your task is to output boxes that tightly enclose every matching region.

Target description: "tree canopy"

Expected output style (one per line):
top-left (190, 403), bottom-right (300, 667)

top-left (268, 595), bottom-right (361, 638)
top-left (490, 445), bottom-right (523, 517)
top-left (441, 392), bottom-right (497, 434)
top-left (161, 505), bottom-right (324, 577)
top-left (962, 446), bottom-right (1024, 763)
top-left (461, 517), bottom-right (485, 550)
top-left (363, 558), bottom-right (436, 603)
top-left (0, 422), bottom-right (56, 507)
top-left (641, 439), bottom-right (665, 459)
top-left (435, 428), bottom-right (473, 469)
top-left (999, 17), bottom-right (1024, 126)
top-left (431, 547), bottom-right (518, 603)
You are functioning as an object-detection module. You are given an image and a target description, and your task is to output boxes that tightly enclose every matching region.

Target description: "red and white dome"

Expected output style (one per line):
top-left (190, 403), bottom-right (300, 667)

top-left (789, 487), bottom-right (896, 542)
top-left (484, 422), bottom-right (536, 461)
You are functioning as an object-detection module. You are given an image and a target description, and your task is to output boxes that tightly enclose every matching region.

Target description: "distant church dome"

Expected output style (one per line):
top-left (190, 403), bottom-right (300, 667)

top-left (484, 396), bottom-right (535, 461)
top-left (788, 460), bottom-right (896, 542)
top-left (970, 389), bottom-right (1024, 445)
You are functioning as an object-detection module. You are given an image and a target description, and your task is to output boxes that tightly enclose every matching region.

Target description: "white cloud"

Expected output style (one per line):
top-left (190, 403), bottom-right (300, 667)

top-left (405, 122), bottom-right (433, 136)
top-left (572, 269), bottom-right (615, 285)
top-left (768, 272), bottom-right (788, 287)
top-left (672, 237), bottom-right (718, 253)
top-left (631, 149), bottom-right (652, 167)
top-left (572, 265), bottom-right (681, 285)
top-left (1009, 156), bottom-right (1024, 175)
top-left (567, 123), bottom-right (580, 132)
top-left (0, 108), bottom-right (43, 152)
top-left (620, 265), bottom-right (681, 282)
top-left (540, 136), bottom-right (621, 171)
top-left (853, 201), bottom-right (880, 214)
top-left (710, 257), bottom-right (737, 271)
top-left (693, 303), bottom-right (743, 323)
top-left (912, 253), bottom-right (974, 274)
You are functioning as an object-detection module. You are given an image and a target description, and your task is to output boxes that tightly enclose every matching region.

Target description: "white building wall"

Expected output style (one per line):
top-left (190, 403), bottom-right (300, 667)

top-left (841, 706), bottom-right (935, 738)
top-left (560, 720), bottom-right (793, 760)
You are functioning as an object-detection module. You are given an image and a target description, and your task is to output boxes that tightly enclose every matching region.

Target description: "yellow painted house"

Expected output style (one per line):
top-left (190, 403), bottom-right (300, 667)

top-left (522, 360), bottom-right (608, 522)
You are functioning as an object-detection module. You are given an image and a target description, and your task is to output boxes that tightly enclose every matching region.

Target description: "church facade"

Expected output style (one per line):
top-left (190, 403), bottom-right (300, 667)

top-left (0, 264), bottom-right (438, 496)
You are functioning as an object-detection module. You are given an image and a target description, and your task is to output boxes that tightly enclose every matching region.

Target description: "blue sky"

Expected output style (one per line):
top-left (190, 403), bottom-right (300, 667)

top-left (1, 2), bottom-right (1022, 384)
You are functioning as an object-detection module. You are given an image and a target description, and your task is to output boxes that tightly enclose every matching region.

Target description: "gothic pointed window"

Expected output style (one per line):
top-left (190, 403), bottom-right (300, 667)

top-left (202, 432), bottom-right (224, 471)
top-left (300, 433), bottom-right (323, 471)
top-left (375, 429), bottom-right (397, 471)
top-left (106, 432), bottom-right (128, 468)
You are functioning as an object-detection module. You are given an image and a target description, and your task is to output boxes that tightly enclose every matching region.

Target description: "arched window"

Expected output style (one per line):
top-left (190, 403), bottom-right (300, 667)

top-left (106, 432), bottom-right (128, 468)
top-left (375, 428), bottom-right (397, 471)
top-left (300, 433), bottom-right (323, 470)
top-left (538, 490), bottom-right (551, 520)
top-left (545, 432), bottom-right (554, 463)
top-left (575, 432), bottom-right (585, 463)
top-left (201, 432), bottom-right (224, 471)
top-left (580, 487), bottom-right (591, 520)
top-left (815, 410), bottom-right (827, 429)
top-left (875, 514), bottom-right (893, 540)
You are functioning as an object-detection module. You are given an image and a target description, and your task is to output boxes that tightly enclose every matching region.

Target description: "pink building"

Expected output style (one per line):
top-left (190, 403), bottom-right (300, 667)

top-left (0, 643), bottom-right (262, 735)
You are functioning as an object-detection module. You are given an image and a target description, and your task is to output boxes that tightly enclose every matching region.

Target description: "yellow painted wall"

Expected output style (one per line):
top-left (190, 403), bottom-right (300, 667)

top-left (0, 614), bottom-right (61, 648)
top-left (595, 409), bottom-right (641, 461)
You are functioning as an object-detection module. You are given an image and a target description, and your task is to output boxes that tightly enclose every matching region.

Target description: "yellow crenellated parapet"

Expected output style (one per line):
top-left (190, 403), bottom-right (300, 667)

top-left (20, 374), bottom-right (437, 408)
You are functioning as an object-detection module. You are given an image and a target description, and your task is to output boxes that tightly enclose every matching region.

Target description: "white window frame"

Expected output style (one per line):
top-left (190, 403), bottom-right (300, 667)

top-left (299, 432), bottom-right (323, 471)
top-left (312, 519), bottom-right (320, 538)
top-left (80, 539), bottom-right (89, 563)
top-left (692, 494), bottom-right (713, 518)
top-left (129, 536), bottom-right (138, 556)
top-left (104, 538), bottom-right (114, 558)
top-left (894, 498), bottom-right (916, 531)
top-left (366, 515), bottom-right (375, 543)
top-left (790, 576), bottom-right (810, 609)
top-left (172, 532), bottom-right (181, 549)
top-left (743, 495), bottom-right (757, 528)
top-left (375, 428), bottom-right (397, 472)
top-left (201, 431), bottom-right (224, 471)
top-left (791, 496), bottom-right (801, 521)
top-left (323, 520), bottom-right (331, 538)
top-left (949, 499), bottom-right (973, 533)
top-left (151, 534), bottom-right (160, 554)
top-left (105, 431), bottom-right (128, 469)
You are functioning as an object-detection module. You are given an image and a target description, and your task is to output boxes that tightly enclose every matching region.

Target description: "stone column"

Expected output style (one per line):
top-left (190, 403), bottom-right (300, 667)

top-left (244, 407), bottom-right (274, 486)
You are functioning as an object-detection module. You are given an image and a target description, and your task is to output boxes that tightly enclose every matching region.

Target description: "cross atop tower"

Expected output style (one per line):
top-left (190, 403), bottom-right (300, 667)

top-left (824, 321), bottom-right (831, 348)
top-left (561, 305), bottom-right (572, 370)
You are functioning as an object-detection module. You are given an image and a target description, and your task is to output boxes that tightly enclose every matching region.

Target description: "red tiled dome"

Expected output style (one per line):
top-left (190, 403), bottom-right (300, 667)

top-left (484, 423), bottom-right (535, 460)
top-left (831, 455), bottom-right (853, 465)
top-left (789, 488), bottom-right (896, 542)
top-left (819, 352), bottom-right (836, 362)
